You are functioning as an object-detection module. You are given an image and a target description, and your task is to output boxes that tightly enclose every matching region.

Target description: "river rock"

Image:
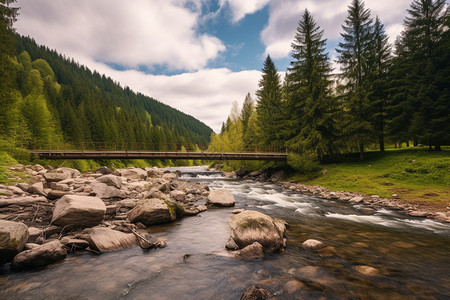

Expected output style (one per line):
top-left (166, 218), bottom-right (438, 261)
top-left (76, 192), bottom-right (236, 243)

top-left (11, 240), bottom-right (67, 269)
top-left (44, 172), bottom-right (70, 183)
top-left (301, 239), bottom-right (325, 250)
top-left (0, 196), bottom-right (47, 208)
top-left (0, 220), bottom-right (29, 264)
top-left (355, 265), bottom-right (379, 276)
top-left (127, 198), bottom-right (176, 226)
top-left (236, 242), bottom-right (264, 259)
top-left (207, 189), bottom-right (235, 207)
top-left (170, 190), bottom-right (186, 201)
top-left (90, 182), bottom-right (126, 199)
top-left (236, 167), bottom-right (250, 178)
top-left (60, 237), bottom-right (90, 252)
top-left (96, 166), bottom-right (113, 175)
top-left (51, 195), bottom-right (106, 228)
top-left (240, 285), bottom-right (273, 300)
top-left (27, 227), bottom-right (43, 243)
top-left (115, 167), bottom-right (147, 180)
top-left (97, 174), bottom-right (122, 189)
top-left (87, 227), bottom-right (137, 252)
top-left (228, 210), bottom-right (286, 253)
top-left (47, 190), bottom-right (68, 200)
top-left (162, 173), bottom-right (177, 181)
top-left (28, 182), bottom-right (47, 196)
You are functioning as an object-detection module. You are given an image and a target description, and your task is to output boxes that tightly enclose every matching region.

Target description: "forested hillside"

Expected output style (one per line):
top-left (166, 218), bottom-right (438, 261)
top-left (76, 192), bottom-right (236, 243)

top-left (1, 29), bottom-right (212, 151)
top-left (211, 0), bottom-right (449, 169)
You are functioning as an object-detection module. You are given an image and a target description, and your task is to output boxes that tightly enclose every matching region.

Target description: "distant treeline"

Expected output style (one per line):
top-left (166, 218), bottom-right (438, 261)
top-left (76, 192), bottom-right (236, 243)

top-left (211, 0), bottom-right (449, 165)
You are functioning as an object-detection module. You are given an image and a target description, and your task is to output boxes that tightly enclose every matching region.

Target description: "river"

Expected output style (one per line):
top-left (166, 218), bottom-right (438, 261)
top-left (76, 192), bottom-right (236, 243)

top-left (0, 166), bottom-right (449, 299)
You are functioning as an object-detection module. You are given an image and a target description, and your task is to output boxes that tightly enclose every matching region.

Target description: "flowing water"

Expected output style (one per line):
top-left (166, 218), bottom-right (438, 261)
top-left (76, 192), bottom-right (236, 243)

top-left (1, 167), bottom-right (449, 299)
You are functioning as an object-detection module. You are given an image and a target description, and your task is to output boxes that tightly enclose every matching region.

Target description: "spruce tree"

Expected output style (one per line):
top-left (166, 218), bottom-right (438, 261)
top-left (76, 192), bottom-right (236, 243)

top-left (255, 55), bottom-right (283, 147)
top-left (393, 0), bottom-right (448, 149)
top-left (367, 16), bottom-right (391, 151)
top-left (285, 9), bottom-right (335, 157)
top-left (336, 0), bottom-right (374, 159)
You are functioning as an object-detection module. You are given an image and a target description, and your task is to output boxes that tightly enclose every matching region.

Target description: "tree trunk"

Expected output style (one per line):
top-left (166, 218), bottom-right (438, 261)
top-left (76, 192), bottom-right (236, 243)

top-left (379, 135), bottom-right (384, 152)
top-left (359, 143), bottom-right (364, 160)
top-left (406, 140), bottom-right (410, 147)
top-left (435, 144), bottom-right (441, 151)
top-left (413, 137), bottom-right (418, 147)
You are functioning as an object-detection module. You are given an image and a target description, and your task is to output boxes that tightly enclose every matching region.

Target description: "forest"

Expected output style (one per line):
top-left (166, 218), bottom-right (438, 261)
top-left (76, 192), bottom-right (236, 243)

top-left (210, 0), bottom-right (449, 169)
top-left (0, 1), bottom-right (212, 157)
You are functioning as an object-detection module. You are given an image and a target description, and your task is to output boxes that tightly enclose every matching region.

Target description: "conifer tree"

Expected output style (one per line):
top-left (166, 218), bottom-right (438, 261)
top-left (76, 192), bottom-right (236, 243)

top-left (392, 0), bottom-right (449, 149)
top-left (367, 16), bottom-right (391, 151)
top-left (284, 9), bottom-right (335, 157)
top-left (240, 92), bottom-right (254, 137)
top-left (336, 0), bottom-right (374, 159)
top-left (255, 55), bottom-right (283, 147)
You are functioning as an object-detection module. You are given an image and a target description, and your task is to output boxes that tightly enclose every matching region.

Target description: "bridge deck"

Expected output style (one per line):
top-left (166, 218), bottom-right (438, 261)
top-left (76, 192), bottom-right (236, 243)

top-left (31, 150), bottom-right (287, 161)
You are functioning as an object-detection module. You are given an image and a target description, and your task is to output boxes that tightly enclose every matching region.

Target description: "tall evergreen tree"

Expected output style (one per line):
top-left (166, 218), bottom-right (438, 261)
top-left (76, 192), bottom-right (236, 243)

top-left (0, 0), bottom-right (19, 138)
top-left (367, 16), bottom-right (391, 151)
top-left (284, 9), bottom-right (335, 157)
top-left (393, 0), bottom-right (449, 149)
top-left (336, 0), bottom-right (374, 159)
top-left (255, 55), bottom-right (283, 147)
top-left (240, 92), bottom-right (254, 137)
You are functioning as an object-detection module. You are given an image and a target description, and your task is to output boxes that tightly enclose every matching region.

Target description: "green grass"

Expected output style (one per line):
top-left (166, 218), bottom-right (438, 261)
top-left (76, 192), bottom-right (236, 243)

top-left (288, 147), bottom-right (450, 207)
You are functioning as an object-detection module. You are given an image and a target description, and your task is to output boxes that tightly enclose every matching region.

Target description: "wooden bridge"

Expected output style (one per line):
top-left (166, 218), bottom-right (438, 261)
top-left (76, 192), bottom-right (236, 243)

top-left (30, 150), bottom-right (287, 161)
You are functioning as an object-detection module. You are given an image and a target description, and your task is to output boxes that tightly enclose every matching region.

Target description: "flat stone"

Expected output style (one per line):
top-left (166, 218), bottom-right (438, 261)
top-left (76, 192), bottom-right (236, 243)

top-left (355, 265), bottom-right (379, 276)
top-left (207, 189), bottom-right (235, 207)
top-left (87, 227), bottom-right (137, 252)
top-left (51, 195), bottom-right (106, 228)
top-left (97, 174), bottom-right (122, 189)
top-left (44, 172), bottom-right (70, 183)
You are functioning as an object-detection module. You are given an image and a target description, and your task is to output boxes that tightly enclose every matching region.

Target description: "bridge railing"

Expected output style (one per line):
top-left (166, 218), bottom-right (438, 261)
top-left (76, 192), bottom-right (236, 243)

top-left (31, 143), bottom-right (287, 154)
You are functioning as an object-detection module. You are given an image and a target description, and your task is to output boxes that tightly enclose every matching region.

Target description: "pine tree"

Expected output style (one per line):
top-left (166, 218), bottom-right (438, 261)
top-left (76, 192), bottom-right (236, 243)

top-left (394, 0), bottom-right (449, 149)
top-left (240, 92), bottom-right (254, 138)
top-left (0, 0), bottom-right (19, 138)
top-left (255, 55), bottom-right (283, 147)
top-left (284, 9), bottom-right (335, 157)
top-left (336, 0), bottom-right (374, 159)
top-left (367, 16), bottom-right (391, 151)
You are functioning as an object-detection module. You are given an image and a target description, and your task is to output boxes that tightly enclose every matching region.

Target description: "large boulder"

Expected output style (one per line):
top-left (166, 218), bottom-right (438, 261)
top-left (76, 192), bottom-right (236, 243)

top-left (51, 195), bottom-right (106, 228)
top-left (97, 174), bottom-right (122, 189)
top-left (87, 227), bottom-right (137, 252)
top-left (114, 167), bottom-right (147, 180)
top-left (236, 167), bottom-right (250, 178)
top-left (11, 240), bottom-right (67, 269)
top-left (228, 210), bottom-right (286, 253)
top-left (207, 189), bottom-right (235, 207)
top-left (127, 198), bottom-right (176, 226)
top-left (0, 220), bottom-right (29, 264)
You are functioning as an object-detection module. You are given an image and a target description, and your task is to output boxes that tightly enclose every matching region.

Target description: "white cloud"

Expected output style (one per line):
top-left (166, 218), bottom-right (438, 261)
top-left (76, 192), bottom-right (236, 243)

top-left (261, 0), bottom-right (411, 59)
top-left (15, 0), bottom-right (225, 72)
top-left (220, 0), bottom-right (271, 23)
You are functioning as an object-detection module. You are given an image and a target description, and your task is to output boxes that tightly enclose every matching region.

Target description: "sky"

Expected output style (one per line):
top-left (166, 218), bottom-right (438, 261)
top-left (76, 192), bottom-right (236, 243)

top-left (14, 0), bottom-right (413, 132)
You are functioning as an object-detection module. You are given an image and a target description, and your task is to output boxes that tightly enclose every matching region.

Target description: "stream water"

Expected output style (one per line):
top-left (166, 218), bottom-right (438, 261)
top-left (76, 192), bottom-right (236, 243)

top-left (0, 167), bottom-right (449, 299)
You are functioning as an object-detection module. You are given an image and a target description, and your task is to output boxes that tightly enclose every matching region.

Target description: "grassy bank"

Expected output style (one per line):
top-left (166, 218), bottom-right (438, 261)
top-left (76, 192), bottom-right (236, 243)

top-left (288, 148), bottom-right (450, 207)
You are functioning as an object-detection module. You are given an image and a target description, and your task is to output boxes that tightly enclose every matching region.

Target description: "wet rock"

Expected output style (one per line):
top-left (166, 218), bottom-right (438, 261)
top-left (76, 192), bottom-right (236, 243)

top-left (0, 220), bottom-right (29, 264)
top-left (232, 209), bottom-right (244, 214)
top-left (236, 242), bottom-right (264, 259)
top-left (44, 172), bottom-right (70, 183)
top-left (226, 237), bottom-right (239, 250)
top-left (236, 167), bottom-right (250, 178)
top-left (51, 195), bottom-right (106, 228)
top-left (228, 210), bottom-right (286, 253)
top-left (24, 243), bottom-right (40, 250)
top-left (270, 170), bottom-right (284, 182)
top-left (283, 280), bottom-right (304, 294)
top-left (240, 285), bottom-right (273, 300)
top-left (12, 240), bottom-right (67, 269)
top-left (197, 205), bottom-right (207, 212)
top-left (127, 198), bottom-right (176, 226)
top-left (207, 188), bottom-right (235, 207)
top-left (87, 227), bottom-right (137, 252)
top-left (355, 265), bottom-right (379, 276)
top-left (301, 239), bottom-right (325, 250)
top-left (97, 174), bottom-right (122, 189)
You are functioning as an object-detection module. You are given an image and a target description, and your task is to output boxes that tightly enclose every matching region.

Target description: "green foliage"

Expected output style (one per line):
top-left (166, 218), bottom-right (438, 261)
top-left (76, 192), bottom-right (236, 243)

top-left (287, 152), bottom-right (320, 174)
